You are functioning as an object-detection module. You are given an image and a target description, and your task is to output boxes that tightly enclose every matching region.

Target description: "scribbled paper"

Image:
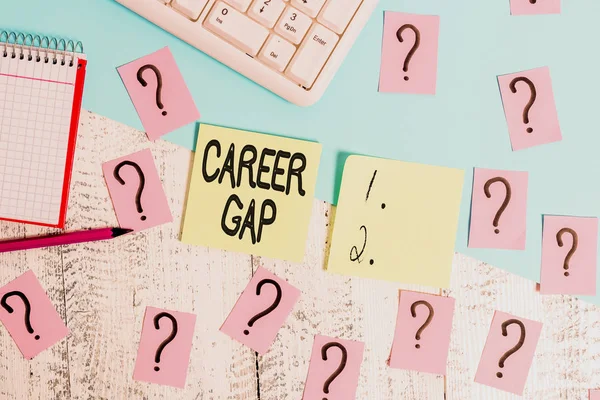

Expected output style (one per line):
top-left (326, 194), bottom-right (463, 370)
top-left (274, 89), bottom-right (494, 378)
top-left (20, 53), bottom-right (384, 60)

top-left (498, 67), bottom-right (561, 151)
top-left (327, 155), bottom-right (464, 288)
top-left (510, 0), bottom-right (560, 15)
top-left (0, 270), bottom-right (69, 359)
top-left (590, 389), bottom-right (600, 400)
top-left (118, 47), bottom-right (200, 141)
top-left (181, 124), bottom-right (322, 262)
top-left (468, 168), bottom-right (528, 250)
top-left (379, 12), bottom-right (440, 94)
top-left (220, 267), bottom-right (300, 354)
top-left (103, 148), bottom-right (173, 232)
top-left (389, 290), bottom-right (455, 375)
top-left (302, 335), bottom-right (364, 400)
top-left (133, 306), bottom-right (196, 388)
top-left (540, 215), bottom-right (598, 295)
top-left (475, 311), bottom-right (542, 395)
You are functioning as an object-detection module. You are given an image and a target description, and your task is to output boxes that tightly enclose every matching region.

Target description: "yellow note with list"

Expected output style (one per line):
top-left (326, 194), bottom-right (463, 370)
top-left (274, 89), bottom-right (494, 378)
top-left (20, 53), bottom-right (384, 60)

top-left (328, 155), bottom-right (464, 288)
top-left (181, 124), bottom-right (322, 262)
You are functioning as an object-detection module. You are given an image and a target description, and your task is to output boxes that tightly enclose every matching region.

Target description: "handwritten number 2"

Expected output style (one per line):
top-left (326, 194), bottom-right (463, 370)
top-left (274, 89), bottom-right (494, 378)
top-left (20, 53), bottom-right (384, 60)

top-left (349, 225), bottom-right (367, 263)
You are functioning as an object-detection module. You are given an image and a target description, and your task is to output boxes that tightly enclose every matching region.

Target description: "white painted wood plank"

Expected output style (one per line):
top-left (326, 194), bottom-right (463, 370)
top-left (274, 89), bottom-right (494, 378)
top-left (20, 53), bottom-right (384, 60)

top-left (446, 253), bottom-right (600, 400)
top-left (59, 112), bottom-right (258, 399)
top-left (0, 222), bottom-right (70, 399)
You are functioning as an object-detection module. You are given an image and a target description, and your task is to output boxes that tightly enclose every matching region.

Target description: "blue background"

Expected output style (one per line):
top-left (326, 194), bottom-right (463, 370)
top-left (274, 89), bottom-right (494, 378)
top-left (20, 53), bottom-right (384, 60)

top-left (4, 0), bottom-right (600, 304)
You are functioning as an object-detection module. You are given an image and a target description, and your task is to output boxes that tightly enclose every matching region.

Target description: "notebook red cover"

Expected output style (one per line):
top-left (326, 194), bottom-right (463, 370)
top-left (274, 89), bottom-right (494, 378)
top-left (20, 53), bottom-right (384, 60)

top-left (0, 58), bottom-right (87, 229)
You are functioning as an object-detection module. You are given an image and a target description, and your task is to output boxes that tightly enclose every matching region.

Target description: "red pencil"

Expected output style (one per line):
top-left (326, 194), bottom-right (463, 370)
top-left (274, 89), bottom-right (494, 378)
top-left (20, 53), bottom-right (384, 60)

top-left (0, 227), bottom-right (132, 253)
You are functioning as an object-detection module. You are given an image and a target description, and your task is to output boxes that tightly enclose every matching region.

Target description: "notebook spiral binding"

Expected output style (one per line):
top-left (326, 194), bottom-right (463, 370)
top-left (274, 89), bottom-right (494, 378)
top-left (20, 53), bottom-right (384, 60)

top-left (0, 31), bottom-right (84, 68)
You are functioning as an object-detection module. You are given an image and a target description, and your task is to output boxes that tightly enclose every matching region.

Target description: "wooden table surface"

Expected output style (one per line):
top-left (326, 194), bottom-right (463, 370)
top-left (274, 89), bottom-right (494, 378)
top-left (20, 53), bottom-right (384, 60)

top-left (0, 112), bottom-right (598, 400)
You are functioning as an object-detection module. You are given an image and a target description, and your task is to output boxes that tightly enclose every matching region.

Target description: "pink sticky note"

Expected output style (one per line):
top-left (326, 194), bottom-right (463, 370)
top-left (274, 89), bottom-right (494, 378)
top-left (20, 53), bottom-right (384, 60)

top-left (118, 47), bottom-right (200, 141)
top-left (540, 215), bottom-right (598, 295)
top-left (379, 12), bottom-right (439, 94)
top-left (103, 148), bottom-right (173, 231)
top-left (389, 291), bottom-right (455, 375)
top-left (510, 0), bottom-right (560, 15)
top-left (133, 306), bottom-right (196, 388)
top-left (475, 311), bottom-right (542, 395)
top-left (591, 389), bottom-right (600, 400)
top-left (498, 67), bottom-right (561, 151)
top-left (220, 267), bottom-right (300, 354)
top-left (0, 270), bottom-right (69, 359)
top-left (302, 335), bottom-right (364, 400)
top-left (468, 168), bottom-right (529, 250)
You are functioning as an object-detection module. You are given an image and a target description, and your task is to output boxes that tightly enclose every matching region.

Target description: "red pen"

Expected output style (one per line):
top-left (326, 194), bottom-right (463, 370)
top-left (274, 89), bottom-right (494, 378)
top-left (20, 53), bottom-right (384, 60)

top-left (0, 227), bottom-right (132, 253)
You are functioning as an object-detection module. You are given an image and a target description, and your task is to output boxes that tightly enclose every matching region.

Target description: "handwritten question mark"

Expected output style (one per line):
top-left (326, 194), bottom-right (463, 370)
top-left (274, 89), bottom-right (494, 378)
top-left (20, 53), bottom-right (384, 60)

top-left (243, 279), bottom-right (282, 336)
top-left (497, 319), bottom-right (526, 378)
top-left (321, 342), bottom-right (348, 400)
top-left (484, 177), bottom-right (512, 234)
top-left (1, 291), bottom-right (40, 340)
top-left (114, 160), bottom-right (147, 221)
top-left (411, 300), bottom-right (434, 349)
top-left (153, 312), bottom-right (178, 372)
top-left (509, 77), bottom-right (536, 134)
top-left (396, 24), bottom-right (421, 81)
top-left (556, 228), bottom-right (578, 277)
top-left (137, 64), bottom-right (167, 116)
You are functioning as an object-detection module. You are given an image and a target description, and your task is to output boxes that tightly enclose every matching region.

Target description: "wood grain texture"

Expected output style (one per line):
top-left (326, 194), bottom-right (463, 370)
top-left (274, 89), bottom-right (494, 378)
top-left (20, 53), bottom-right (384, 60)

top-left (0, 111), bottom-right (597, 399)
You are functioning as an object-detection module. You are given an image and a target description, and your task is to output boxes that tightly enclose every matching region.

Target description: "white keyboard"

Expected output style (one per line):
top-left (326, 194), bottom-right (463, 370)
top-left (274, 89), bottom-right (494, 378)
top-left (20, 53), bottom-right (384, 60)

top-left (115, 0), bottom-right (378, 106)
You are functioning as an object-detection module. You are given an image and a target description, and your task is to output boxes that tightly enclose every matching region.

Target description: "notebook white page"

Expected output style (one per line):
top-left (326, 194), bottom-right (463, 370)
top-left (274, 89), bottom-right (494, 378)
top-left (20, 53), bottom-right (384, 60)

top-left (0, 47), bottom-right (80, 225)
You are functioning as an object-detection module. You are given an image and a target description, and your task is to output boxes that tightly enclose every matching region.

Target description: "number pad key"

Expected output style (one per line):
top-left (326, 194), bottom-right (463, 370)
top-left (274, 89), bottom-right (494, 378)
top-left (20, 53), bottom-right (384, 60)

top-left (259, 34), bottom-right (296, 71)
top-left (226, 0), bottom-right (253, 12)
top-left (248, 0), bottom-right (286, 28)
top-left (318, 0), bottom-right (362, 34)
top-left (205, 1), bottom-right (269, 56)
top-left (275, 6), bottom-right (312, 44)
top-left (290, 0), bottom-right (325, 18)
top-left (286, 23), bottom-right (338, 87)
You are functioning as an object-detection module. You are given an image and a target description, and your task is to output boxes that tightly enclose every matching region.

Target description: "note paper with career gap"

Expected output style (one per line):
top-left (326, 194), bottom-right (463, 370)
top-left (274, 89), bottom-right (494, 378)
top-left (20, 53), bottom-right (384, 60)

top-left (133, 306), bottom-right (196, 388)
top-left (302, 335), bottom-right (364, 400)
top-left (327, 155), bottom-right (464, 288)
top-left (475, 311), bottom-right (542, 395)
top-left (498, 67), bottom-right (561, 151)
top-left (220, 266), bottom-right (300, 354)
top-left (468, 168), bottom-right (528, 250)
top-left (117, 47), bottom-right (200, 141)
top-left (389, 290), bottom-right (455, 375)
top-left (0, 270), bottom-right (69, 359)
top-left (591, 389), bottom-right (600, 400)
top-left (379, 12), bottom-right (440, 94)
top-left (181, 124), bottom-right (322, 262)
top-left (510, 0), bottom-right (560, 15)
top-left (102, 148), bottom-right (173, 232)
top-left (540, 215), bottom-right (598, 295)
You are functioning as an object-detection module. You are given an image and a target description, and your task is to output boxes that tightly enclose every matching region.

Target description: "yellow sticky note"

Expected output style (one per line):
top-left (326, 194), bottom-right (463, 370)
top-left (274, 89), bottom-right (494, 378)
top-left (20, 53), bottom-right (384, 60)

top-left (181, 124), bottom-right (322, 262)
top-left (328, 155), bottom-right (464, 287)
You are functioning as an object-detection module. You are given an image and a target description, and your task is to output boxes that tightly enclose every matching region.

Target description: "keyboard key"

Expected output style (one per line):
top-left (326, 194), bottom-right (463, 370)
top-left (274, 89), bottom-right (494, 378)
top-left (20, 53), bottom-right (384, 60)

top-left (226, 0), bottom-right (253, 12)
top-left (248, 0), bottom-right (286, 28)
top-left (259, 34), bottom-right (296, 71)
top-left (286, 23), bottom-right (338, 87)
top-left (172, 0), bottom-right (208, 19)
top-left (205, 1), bottom-right (269, 56)
top-left (290, 0), bottom-right (325, 18)
top-left (318, 0), bottom-right (362, 34)
top-left (275, 6), bottom-right (312, 44)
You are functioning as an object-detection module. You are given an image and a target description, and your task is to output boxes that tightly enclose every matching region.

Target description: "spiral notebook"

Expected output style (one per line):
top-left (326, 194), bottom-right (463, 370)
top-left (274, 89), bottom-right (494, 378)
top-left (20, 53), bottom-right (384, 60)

top-left (0, 32), bottom-right (87, 228)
